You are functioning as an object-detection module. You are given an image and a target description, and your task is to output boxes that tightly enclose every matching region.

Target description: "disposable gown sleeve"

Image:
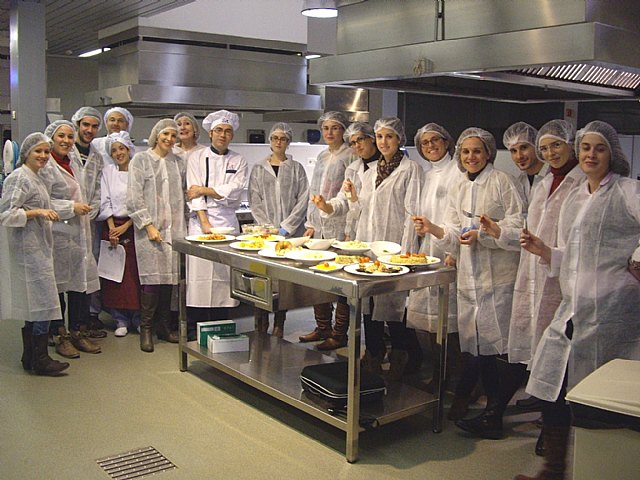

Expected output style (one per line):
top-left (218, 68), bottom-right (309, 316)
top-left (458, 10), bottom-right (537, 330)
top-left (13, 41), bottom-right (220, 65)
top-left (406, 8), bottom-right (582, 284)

top-left (477, 176), bottom-right (524, 251)
top-left (280, 164), bottom-right (309, 234)
top-left (186, 154), bottom-right (207, 212)
top-left (0, 175), bottom-right (28, 227)
top-left (212, 157), bottom-right (249, 206)
top-left (96, 171), bottom-right (113, 222)
top-left (126, 153), bottom-right (153, 229)
top-left (248, 167), bottom-right (270, 225)
top-left (434, 189), bottom-right (462, 253)
top-left (83, 150), bottom-right (103, 220)
top-left (401, 164), bottom-right (422, 253)
top-left (40, 162), bottom-right (75, 220)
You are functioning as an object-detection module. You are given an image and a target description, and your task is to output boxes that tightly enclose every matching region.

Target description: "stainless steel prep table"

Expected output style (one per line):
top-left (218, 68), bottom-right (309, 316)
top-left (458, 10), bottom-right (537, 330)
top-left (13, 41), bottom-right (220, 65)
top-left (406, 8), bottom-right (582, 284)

top-left (174, 239), bottom-right (456, 462)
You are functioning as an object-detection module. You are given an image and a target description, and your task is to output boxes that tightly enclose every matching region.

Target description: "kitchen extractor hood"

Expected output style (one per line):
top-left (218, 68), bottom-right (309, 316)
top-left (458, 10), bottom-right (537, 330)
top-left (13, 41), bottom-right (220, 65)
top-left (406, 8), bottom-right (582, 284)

top-left (309, 0), bottom-right (640, 103)
top-left (85, 25), bottom-right (322, 116)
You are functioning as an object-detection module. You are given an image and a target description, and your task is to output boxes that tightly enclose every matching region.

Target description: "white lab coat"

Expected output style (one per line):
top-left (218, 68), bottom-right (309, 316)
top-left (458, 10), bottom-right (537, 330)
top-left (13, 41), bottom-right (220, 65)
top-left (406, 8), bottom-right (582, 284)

top-left (70, 143), bottom-right (103, 221)
top-left (349, 154), bottom-right (422, 322)
top-left (97, 164), bottom-right (129, 220)
top-left (186, 147), bottom-right (248, 307)
top-left (127, 149), bottom-right (186, 285)
top-left (515, 163), bottom-right (549, 205)
top-left (91, 136), bottom-right (116, 170)
top-left (407, 154), bottom-right (463, 333)
top-left (435, 164), bottom-right (524, 355)
top-left (173, 143), bottom-right (208, 166)
top-left (249, 154), bottom-right (309, 237)
top-left (506, 165), bottom-right (585, 365)
top-left (526, 174), bottom-right (640, 402)
top-left (0, 166), bottom-right (61, 321)
top-left (305, 143), bottom-right (351, 240)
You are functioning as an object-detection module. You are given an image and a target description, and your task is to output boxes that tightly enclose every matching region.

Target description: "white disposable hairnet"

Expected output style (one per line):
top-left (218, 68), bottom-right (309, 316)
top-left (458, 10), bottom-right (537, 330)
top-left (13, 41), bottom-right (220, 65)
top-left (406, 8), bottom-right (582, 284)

top-left (503, 122), bottom-right (537, 149)
top-left (317, 111), bottom-right (349, 130)
top-left (535, 119), bottom-right (575, 160)
top-left (576, 120), bottom-right (630, 177)
top-left (105, 131), bottom-right (136, 156)
top-left (18, 132), bottom-right (52, 167)
top-left (174, 111), bottom-right (200, 139)
top-left (269, 122), bottom-right (293, 142)
top-left (148, 119), bottom-right (178, 148)
top-left (454, 127), bottom-right (497, 172)
top-left (202, 110), bottom-right (240, 132)
top-left (44, 119), bottom-right (76, 139)
top-left (71, 107), bottom-right (102, 128)
top-left (414, 122), bottom-right (455, 159)
top-left (343, 122), bottom-right (374, 143)
top-left (374, 117), bottom-right (406, 146)
top-left (103, 107), bottom-right (133, 132)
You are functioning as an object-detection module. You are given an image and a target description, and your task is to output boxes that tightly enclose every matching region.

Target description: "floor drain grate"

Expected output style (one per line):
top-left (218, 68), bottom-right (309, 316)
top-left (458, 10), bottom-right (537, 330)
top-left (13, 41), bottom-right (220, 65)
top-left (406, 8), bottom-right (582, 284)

top-left (96, 446), bottom-right (177, 479)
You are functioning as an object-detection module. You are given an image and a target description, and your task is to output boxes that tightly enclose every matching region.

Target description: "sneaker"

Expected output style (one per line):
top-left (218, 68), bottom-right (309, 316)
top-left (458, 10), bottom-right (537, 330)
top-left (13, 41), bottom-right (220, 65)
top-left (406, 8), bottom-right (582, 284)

top-left (114, 327), bottom-right (128, 337)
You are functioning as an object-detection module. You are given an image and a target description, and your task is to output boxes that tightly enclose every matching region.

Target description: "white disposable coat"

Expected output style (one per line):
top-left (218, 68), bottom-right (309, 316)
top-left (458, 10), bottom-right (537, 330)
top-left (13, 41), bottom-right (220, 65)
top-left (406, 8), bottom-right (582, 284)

top-left (40, 155), bottom-right (99, 294)
top-left (249, 154), bottom-right (309, 237)
top-left (506, 166), bottom-right (584, 365)
top-left (527, 175), bottom-right (640, 401)
top-left (70, 144), bottom-right (103, 220)
top-left (97, 164), bottom-right (129, 220)
top-left (91, 136), bottom-right (116, 169)
top-left (173, 143), bottom-right (207, 166)
top-left (407, 154), bottom-right (463, 333)
top-left (305, 143), bottom-right (351, 240)
top-left (435, 164), bottom-right (524, 355)
top-left (349, 154), bottom-right (422, 322)
top-left (127, 149), bottom-right (186, 285)
top-left (515, 163), bottom-right (549, 204)
top-left (0, 166), bottom-right (61, 321)
top-left (186, 147), bottom-right (248, 307)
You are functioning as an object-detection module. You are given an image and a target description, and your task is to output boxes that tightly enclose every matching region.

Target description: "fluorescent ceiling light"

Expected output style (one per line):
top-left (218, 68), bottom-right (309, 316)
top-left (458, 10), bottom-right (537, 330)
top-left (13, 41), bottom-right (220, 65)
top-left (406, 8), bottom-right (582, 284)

top-left (78, 47), bottom-right (110, 58)
top-left (305, 54), bottom-right (322, 60)
top-left (301, 0), bottom-right (338, 18)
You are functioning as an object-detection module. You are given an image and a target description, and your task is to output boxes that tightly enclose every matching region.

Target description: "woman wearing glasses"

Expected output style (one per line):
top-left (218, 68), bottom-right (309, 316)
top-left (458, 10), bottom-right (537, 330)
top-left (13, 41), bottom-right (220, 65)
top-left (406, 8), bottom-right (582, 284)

top-left (249, 123), bottom-right (309, 337)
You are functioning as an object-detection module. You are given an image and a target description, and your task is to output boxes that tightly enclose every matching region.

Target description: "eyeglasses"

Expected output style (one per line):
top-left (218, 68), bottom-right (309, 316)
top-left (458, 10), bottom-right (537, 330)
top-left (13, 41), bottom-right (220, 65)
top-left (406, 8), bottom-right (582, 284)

top-left (539, 141), bottom-right (565, 154)
top-left (212, 127), bottom-right (233, 136)
top-left (348, 136), bottom-right (367, 147)
top-left (420, 137), bottom-right (444, 147)
top-left (271, 136), bottom-right (289, 143)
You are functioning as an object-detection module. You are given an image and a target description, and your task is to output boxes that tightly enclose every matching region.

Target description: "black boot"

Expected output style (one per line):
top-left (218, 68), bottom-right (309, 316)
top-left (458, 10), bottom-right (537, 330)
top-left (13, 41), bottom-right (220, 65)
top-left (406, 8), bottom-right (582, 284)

top-left (455, 398), bottom-right (504, 439)
top-left (271, 310), bottom-right (286, 338)
top-left (21, 323), bottom-right (33, 371)
top-left (31, 333), bottom-right (70, 376)
top-left (140, 291), bottom-right (158, 352)
top-left (535, 426), bottom-right (545, 456)
top-left (514, 426), bottom-right (570, 480)
top-left (155, 286), bottom-right (178, 343)
top-left (254, 308), bottom-right (269, 335)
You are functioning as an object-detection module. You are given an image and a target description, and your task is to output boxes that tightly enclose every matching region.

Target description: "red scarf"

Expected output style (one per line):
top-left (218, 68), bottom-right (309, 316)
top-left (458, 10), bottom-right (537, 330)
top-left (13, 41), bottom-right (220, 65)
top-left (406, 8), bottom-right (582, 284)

top-left (549, 156), bottom-right (578, 196)
top-left (51, 150), bottom-right (74, 177)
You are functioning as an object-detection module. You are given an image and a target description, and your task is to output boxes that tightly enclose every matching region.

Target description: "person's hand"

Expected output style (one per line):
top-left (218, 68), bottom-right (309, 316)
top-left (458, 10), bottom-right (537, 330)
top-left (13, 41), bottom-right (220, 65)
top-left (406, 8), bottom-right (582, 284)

top-left (145, 224), bottom-right (162, 242)
top-left (278, 227), bottom-right (289, 237)
top-left (200, 220), bottom-right (213, 234)
top-left (186, 185), bottom-right (204, 200)
top-left (479, 214), bottom-right (501, 239)
top-left (460, 227), bottom-right (479, 245)
top-left (38, 209), bottom-right (60, 221)
top-left (303, 227), bottom-right (315, 238)
top-left (413, 215), bottom-right (432, 236)
top-left (343, 179), bottom-right (357, 202)
top-left (110, 223), bottom-right (130, 239)
top-left (520, 230), bottom-right (551, 262)
top-left (444, 254), bottom-right (457, 267)
top-left (73, 203), bottom-right (91, 216)
top-left (310, 194), bottom-right (332, 214)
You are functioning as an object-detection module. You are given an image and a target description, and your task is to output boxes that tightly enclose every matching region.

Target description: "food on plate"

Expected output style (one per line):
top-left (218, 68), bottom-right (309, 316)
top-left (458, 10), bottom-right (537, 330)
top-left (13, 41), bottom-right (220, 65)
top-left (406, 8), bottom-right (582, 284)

top-left (313, 262), bottom-right (339, 271)
top-left (340, 240), bottom-right (369, 248)
top-left (275, 240), bottom-right (293, 254)
top-left (238, 239), bottom-right (266, 249)
top-left (356, 260), bottom-right (402, 274)
top-left (335, 255), bottom-right (371, 265)
top-left (196, 233), bottom-right (227, 241)
top-left (244, 233), bottom-right (280, 242)
top-left (389, 253), bottom-right (435, 265)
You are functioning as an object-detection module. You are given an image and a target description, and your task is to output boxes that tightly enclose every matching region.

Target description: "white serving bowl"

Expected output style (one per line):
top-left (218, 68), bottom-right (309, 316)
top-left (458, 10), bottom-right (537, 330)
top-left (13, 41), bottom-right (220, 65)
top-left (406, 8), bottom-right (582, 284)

top-left (284, 249), bottom-right (337, 264)
top-left (332, 240), bottom-right (371, 254)
top-left (369, 241), bottom-right (402, 257)
top-left (305, 238), bottom-right (335, 250)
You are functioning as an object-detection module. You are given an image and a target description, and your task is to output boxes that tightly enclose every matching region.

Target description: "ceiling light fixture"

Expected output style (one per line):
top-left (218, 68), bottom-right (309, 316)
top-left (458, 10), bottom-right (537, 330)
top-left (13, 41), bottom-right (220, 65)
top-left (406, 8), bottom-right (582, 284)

top-left (301, 0), bottom-right (338, 18)
top-left (305, 54), bottom-right (322, 60)
top-left (78, 47), bottom-right (111, 58)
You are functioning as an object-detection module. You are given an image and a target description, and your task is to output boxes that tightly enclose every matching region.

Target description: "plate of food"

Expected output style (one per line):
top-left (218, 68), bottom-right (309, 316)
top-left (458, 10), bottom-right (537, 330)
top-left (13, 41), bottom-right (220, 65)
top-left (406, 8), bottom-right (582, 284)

top-left (344, 261), bottom-right (409, 277)
top-left (211, 226), bottom-right (236, 235)
top-left (284, 249), bottom-right (337, 265)
top-left (229, 240), bottom-right (273, 251)
top-left (257, 248), bottom-right (282, 259)
top-left (334, 254), bottom-right (372, 265)
top-left (332, 240), bottom-right (371, 254)
top-left (305, 238), bottom-right (335, 250)
top-left (377, 253), bottom-right (441, 267)
top-left (186, 234), bottom-right (235, 243)
top-left (257, 241), bottom-right (302, 258)
top-left (309, 261), bottom-right (344, 273)
top-left (236, 233), bottom-right (285, 242)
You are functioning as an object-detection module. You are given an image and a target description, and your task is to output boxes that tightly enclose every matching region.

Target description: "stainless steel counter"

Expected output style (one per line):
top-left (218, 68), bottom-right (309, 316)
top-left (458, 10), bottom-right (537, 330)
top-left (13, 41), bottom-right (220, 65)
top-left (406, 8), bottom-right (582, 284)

top-left (174, 239), bottom-right (456, 462)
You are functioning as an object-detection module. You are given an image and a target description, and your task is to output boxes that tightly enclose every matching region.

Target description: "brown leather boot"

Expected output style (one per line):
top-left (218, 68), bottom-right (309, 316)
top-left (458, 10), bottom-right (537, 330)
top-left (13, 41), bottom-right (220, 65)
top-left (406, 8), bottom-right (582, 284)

top-left (514, 426), bottom-right (570, 480)
top-left (140, 291), bottom-right (158, 352)
top-left (387, 349), bottom-right (409, 382)
top-left (31, 333), bottom-right (70, 376)
top-left (21, 324), bottom-right (33, 370)
top-left (271, 311), bottom-right (286, 338)
top-left (299, 303), bottom-right (333, 342)
top-left (317, 301), bottom-right (349, 350)
top-left (55, 327), bottom-right (80, 359)
top-left (155, 285), bottom-right (178, 343)
top-left (254, 309), bottom-right (269, 334)
top-left (70, 326), bottom-right (102, 353)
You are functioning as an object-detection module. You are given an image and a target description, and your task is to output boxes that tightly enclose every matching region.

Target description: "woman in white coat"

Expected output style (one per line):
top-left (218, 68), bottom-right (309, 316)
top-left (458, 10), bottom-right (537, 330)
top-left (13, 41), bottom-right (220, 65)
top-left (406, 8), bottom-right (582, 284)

top-left (40, 120), bottom-right (101, 357)
top-left (515, 121), bottom-right (640, 480)
top-left (249, 122), bottom-right (308, 337)
top-left (127, 119), bottom-right (185, 352)
top-left (185, 110), bottom-right (248, 338)
top-left (414, 127), bottom-right (524, 427)
top-left (0, 133), bottom-right (69, 375)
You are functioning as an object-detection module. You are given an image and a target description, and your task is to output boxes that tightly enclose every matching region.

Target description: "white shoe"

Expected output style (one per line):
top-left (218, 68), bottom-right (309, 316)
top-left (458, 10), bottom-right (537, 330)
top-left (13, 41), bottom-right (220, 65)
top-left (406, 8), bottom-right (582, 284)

top-left (114, 327), bottom-right (128, 337)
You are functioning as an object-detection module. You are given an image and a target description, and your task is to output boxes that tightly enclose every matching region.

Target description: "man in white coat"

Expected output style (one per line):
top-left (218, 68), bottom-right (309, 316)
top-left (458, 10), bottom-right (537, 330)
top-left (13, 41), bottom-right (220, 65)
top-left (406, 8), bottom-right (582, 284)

top-left (503, 122), bottom-right (548, 204)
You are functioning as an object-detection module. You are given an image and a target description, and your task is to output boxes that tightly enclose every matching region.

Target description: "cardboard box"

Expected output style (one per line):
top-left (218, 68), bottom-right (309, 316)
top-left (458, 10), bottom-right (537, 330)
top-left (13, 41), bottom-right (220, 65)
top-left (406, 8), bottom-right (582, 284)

top-left (197, 320), bottom-right (236, 346)
top-left (207, 334), bottom-right (250, 353)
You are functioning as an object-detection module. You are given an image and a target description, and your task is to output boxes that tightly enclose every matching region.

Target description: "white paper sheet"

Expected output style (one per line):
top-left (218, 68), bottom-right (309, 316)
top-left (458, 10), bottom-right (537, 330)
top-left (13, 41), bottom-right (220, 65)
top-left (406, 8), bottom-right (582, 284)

top-left (97, 240), bottom-right (126, 283)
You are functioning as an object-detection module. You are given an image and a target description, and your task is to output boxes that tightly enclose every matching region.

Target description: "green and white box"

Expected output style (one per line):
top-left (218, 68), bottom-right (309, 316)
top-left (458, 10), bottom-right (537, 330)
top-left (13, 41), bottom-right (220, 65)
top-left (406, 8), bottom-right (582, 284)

top-left (207, 334), bottom-right (250, 353)
top-left (197, 320), bottom-right (236, 346)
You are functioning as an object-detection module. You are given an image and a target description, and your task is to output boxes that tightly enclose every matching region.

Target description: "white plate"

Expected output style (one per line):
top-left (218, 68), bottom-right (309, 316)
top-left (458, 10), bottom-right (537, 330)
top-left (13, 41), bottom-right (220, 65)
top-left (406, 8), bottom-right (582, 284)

top-left (287, 236), bottom-right (311, 248)
top-left (344, 262), bottom-right (409, 277)
top-left (377, 254), bottom-right (441, 267)
top-left (284, 249), bottom-right (337, 264)
top-left (332, 241), bottom-right (371, 254)
top-left (236, 234), bottom-right (285, 242)
top-left (185, 234), bottom-right (235, 243)
top-left (305, 238), bottom-right (335, 250)
top-left (369, 241), bottom-right (402, 257)
top-left (309, 261), bottom-right (344, 273)
top-left (229, 241), bottom-right (271, 251)
top-left (257, 248), bottom-right (286, 259)
top-left (211, 226), bottom-right (236, 234)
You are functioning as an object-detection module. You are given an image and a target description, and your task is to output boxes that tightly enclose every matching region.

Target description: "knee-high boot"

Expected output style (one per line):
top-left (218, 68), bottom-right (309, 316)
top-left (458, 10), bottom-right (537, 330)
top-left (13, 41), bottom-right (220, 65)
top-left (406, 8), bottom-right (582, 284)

top-left (299, 303), bottom-right (333, 342)
top-left (317, 301), bottom-right (349, 350)
top-left (31, 333), bottom-right (70, 376)
top-left (271, 310), bottom-right (286, 338)
top-left (254, 309), bottom-right (269, 334)
top-left (140, 291), bottom-right (158, 352)
top-left (21, 323), bottom-right (33, 370)
top-left (155, 286), bottom-right (178, 343)
top-left (514, 426), bottom-right (570, 480)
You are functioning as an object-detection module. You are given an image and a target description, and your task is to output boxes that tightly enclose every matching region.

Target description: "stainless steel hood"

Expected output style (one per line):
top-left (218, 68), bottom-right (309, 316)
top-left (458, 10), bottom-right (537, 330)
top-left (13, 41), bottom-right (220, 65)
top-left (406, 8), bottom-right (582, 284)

top-left (85, 25), bottom-right (322, 116)
top-left (309, 0), bottom-right (640, 103)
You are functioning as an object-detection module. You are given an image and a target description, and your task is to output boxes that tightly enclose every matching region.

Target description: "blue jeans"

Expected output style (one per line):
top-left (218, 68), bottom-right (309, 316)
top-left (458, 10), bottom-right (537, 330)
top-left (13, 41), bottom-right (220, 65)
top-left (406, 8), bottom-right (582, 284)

top-left (29, 321), bottom-right (50, 336)
top-left (111, 308), bottom-right (140, 329)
